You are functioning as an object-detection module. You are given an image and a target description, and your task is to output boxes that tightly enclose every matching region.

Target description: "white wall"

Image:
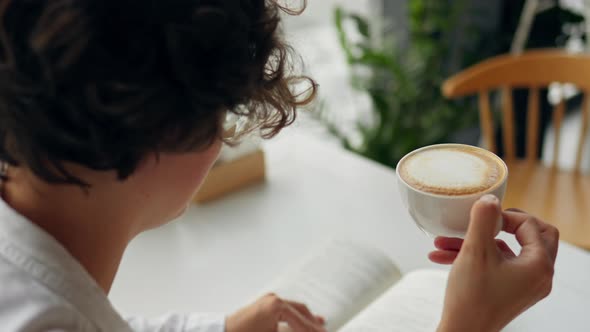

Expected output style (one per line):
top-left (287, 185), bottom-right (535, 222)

top-left (280, 0), bottom-right (382, 139)
top-left (282, 0), bottom-right (377, 30)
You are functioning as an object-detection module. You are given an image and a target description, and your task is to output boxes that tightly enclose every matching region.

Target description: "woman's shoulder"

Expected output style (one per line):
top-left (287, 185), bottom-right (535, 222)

top-left (0, 260), bottom-right (94, 331)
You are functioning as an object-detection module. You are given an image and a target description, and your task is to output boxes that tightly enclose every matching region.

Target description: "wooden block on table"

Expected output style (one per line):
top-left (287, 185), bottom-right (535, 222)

top-left (194, 149), bottom-right (265, 203)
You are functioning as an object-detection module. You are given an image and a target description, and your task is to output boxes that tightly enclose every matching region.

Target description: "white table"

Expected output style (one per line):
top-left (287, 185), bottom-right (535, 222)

top-left (110, 132), bottom-right (590, 331)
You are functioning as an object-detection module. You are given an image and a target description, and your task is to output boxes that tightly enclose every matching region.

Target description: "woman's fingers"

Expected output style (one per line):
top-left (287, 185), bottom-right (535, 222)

top-left (505, 208), bottom-right (527, 213)
top-left (434, 237), bottom-right (463, 251)
top-left (315, 316), bottom-right (326, 325)
top-left (285, 300), bottom-right (325, 325)
top-left (502, 211), bottom-right (559, 262)
top-left (260, 294), bottom-right (326, 332)
top-left (463, 195), bottom-right (504, 254)
top-left (434, 237), bottom-right (514, 254)
top-left (534, 219), bottom-right (559, 262)
top-left (279, 302), bottom-right (326, 332)
top-left (495, 239), bottom-right (516, 259)
top-left (429, 250), bottom-right (459, 264)
top-left (431, 239), bottom-right (516, 264)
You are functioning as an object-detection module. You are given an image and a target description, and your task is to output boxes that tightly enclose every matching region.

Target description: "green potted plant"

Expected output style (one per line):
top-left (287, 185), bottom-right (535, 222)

top-left (319, 1), bottom-right (481, 169)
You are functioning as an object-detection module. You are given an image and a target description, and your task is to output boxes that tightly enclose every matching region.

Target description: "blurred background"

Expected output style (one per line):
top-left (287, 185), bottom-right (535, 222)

top-left (279, 0), bottom-right (590, 172)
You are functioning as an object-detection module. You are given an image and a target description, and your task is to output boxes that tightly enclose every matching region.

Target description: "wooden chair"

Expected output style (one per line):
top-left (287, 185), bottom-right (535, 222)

top-left (442, 49), bottom-right (590, 249)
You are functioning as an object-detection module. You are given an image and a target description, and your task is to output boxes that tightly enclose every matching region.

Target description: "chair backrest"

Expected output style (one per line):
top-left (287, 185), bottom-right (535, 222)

top-left (442, 49), bottom-right (590, 171)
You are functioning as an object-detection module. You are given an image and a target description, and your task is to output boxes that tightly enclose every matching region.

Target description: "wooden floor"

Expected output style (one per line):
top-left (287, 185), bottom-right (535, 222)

top-left (503, 161), bottom-right (590, 249)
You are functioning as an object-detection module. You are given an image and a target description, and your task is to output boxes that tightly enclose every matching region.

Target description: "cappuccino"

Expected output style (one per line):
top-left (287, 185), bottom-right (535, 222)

top-left (398, 145), bottom-right (506, 196)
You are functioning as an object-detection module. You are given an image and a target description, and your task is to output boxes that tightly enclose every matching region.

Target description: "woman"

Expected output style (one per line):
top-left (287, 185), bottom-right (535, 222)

top-left (0, 0), bottom-right (557, 331)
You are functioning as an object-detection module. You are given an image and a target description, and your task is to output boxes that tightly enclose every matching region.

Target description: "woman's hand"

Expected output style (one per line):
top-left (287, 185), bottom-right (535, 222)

top-left (226, 293), bottom-right (326, 332)
top-left (430, 195), bottom-right (559, 332)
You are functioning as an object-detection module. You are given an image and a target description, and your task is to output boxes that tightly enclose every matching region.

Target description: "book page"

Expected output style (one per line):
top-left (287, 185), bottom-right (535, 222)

top-left (338, 269), bottom-right (448, 332)
top-left (266, 239), bottom-right (402, 331)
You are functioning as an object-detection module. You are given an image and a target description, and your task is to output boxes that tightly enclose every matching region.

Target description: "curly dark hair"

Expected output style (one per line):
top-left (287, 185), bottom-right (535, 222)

top-left (0, 0), bottom-right (316, 186)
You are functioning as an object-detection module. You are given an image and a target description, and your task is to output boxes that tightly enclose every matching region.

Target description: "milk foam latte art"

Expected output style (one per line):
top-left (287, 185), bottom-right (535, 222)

top-left (396, 144), bottom-right (508, 238)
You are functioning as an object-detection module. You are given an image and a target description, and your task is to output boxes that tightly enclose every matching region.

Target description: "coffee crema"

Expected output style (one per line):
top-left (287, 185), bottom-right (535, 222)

top-left (398, 145), bottom-right (506, 196)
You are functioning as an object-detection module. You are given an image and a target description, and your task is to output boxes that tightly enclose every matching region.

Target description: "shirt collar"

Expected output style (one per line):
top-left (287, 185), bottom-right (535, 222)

top-left (0, 198), bottom-right (131, 331)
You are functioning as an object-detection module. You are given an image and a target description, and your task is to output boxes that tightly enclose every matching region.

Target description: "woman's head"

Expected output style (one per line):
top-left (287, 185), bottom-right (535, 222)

top-left (0, 0), bottom-right (316, 229)
top-left (0, 0), bottom-right (315, 188)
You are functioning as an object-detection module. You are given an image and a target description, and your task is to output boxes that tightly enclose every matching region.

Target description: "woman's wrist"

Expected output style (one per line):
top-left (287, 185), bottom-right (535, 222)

top-left (437, 314), bottom-right (495, 332)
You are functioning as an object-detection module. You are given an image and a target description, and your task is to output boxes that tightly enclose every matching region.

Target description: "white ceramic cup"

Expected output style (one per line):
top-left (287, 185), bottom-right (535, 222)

top-left (396, 144), bottom-right (508, 238)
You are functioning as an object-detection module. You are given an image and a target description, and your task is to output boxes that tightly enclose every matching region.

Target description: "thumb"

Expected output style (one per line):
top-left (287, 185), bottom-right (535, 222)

top-left (464, 194), bottom-right (503, 251)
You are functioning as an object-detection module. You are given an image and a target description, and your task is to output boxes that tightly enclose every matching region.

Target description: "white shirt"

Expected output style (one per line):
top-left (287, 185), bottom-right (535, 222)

top-left (0, 199), bottom-right (225, 332)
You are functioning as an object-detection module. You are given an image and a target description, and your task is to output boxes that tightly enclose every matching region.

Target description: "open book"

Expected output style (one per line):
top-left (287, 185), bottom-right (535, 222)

top-left (266, 240), bottom-right (448, 332)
